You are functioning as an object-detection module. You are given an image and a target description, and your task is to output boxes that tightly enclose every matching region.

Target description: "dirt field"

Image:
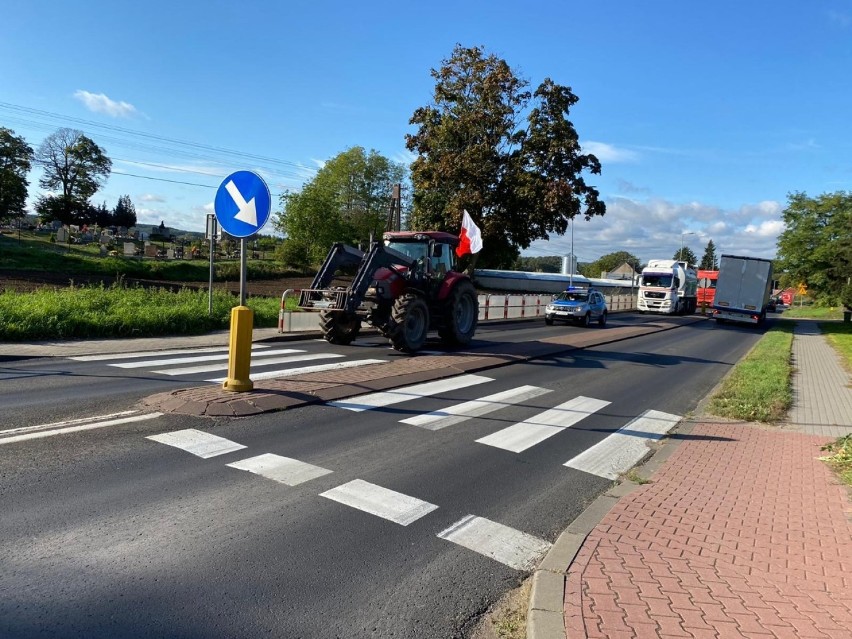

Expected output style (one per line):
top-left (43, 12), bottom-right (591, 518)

top-left (0, 269), bottom-right (316, 298)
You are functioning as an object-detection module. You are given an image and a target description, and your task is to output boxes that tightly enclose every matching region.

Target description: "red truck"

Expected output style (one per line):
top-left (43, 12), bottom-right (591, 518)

top-left (697, 270), bottom-right (719, 308)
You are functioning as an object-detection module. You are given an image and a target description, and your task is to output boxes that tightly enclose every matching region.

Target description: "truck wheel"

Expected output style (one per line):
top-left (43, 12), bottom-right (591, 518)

top-left (598, 311), bottom-right (607, 327)
top-left (390, 294), bottom-right (430, 353)
top-left (319, 310), bottom-right (361, 345)
top-left (439, 280), bottom-right (478, 346)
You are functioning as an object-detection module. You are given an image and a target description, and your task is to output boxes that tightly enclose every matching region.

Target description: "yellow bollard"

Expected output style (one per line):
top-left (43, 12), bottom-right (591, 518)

top-left (222, 306), bottom-right (254, 392)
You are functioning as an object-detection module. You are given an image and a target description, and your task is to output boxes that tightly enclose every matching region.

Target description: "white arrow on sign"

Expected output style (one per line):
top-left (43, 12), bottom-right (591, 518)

top-left (225, 180), bottom-right (257, 227)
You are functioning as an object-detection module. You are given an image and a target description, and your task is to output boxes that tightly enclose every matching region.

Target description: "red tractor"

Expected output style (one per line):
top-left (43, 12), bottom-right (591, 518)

top-left (298, 231), bottom-right (479, 353)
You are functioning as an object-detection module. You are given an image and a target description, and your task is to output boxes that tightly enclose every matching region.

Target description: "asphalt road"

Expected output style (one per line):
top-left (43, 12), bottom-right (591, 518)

top-left (0, 313), bottom-right (658, 428)
top-left (0, 318), bottom-right (764, 638)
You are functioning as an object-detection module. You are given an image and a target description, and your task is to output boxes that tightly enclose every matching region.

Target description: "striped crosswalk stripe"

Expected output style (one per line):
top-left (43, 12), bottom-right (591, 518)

top-left (400, 385), bottom-right (551, 430)
top-left (563, 409), bottom-right (680, 479)
top-left (327, 374), bottom-right (493, 412)
top-left (438, 515), bottom-right (552, 570)
top-left (146, 429), bottom-right (246, 458)
top-left (111, 347), bottom-right (305, 369)
top-left (206, 358), bottom-right (387, 383)
top-left (476, 396), bottom-right (610, 453)
top-left (155, 353), bottom-right (340, 376)
top-left (319, 479), bottom-right (438, 525)
top-left (227, 453), bottom-right (332, 485)
top-left (68, 344), bottom-right (271, 361)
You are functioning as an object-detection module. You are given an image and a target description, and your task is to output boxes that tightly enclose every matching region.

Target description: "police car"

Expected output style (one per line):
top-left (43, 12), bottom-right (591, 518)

top-left (544, 287), bottom-right (608, 327)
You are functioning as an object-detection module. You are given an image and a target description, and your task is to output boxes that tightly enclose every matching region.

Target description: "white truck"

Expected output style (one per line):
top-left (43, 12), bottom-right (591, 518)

top-left (637, 259), bottom-right (698, 315)
top-left (712, 254), bottom-right (773, 325)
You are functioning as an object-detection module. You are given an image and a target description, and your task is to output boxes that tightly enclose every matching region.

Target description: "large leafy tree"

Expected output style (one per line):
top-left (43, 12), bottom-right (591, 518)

top-left (776, 191), bottom-right (852, 304)
top-left (580, 251), bottom-right (642, 278)
top-left (0, 127), bottom-right (34, 224)
top-left (699, 239), bottom-right (719, 270)
top-left (275, 147), bottom-right (407, 264)
top-left (35, 128), bottom-right (111, 225)
top-left (113, 194), bottom-right (137, 228)
top-left (406, 44), bottom-right (605, 269)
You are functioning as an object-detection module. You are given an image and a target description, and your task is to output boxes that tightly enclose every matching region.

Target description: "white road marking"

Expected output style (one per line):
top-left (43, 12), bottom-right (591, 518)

top-left (111, 348), bottom-right (305, 369)
top-left (69, 344), bottom-right (270, 361)
top-left (0, 412), bottom-right (162, 445)
top-left (146, 429), bottom-right (246, 458)
top-left (476, 396), bottom-right (610, 453)
top-left (319, 479), bottom-right (438, 525)
top-left (563, 409), bottom-right (681, 479)
top-left (438, 515), bottom-right (552, 571)
top-left (227, 453), bottom-right (332, 485)
top-left (155, 353), bottom-right (341, 376)
top-left (206, 358), bottom-right (387, 382)
top-left (328, 375), bottom-right (493, 412)
top-left (401, 385), bottom-right (552, 430)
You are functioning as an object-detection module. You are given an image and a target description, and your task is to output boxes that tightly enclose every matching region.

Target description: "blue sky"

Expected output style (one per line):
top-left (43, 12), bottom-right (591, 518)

top-left (2, 0), bottom-right (850, 265)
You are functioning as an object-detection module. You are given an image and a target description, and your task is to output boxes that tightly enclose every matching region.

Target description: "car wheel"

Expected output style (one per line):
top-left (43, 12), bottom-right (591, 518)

top-left (545, 317), bottom-right (554, 326)
top-left (598, 311), bottom-right (607, 327)
top-left (582, 313), bottom-right (591, 328)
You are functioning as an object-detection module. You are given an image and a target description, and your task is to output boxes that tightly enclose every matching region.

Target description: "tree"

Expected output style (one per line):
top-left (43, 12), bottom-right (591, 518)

top-left (699, 240), bottom-right (719, 270)
top-left (0, 127), bottom-right (34, 224)
top-left (113, 194), bottom-right (137, 228)
top-left (673, 247), bottom-right (697, 266)
top-left (35, 128), bottom-right (111, 225)
top-left (406, 44), bottom-right (605, 269)
top-left (275, 147), bottom-right (407, 264)
top-left (776, 191), bottom-right (852, 304)
top-left (93, 201), bottom-right (113, 227)
top-left (580, 251), bottom-right (642, 278)
top-left (514, 256), bottom-right (562, 273)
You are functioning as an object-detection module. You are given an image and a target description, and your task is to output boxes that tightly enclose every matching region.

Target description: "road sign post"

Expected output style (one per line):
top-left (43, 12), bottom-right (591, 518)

top-left (214, 171), bottom-right (272, 392)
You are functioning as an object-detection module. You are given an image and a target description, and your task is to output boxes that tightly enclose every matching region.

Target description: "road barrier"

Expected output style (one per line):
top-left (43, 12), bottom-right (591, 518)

top-left (277, 291), bottom-right (637, 333)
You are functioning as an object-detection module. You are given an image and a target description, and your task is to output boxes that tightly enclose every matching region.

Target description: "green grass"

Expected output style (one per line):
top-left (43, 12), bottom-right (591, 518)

top-left (781, 305), bottom-right (844, 320)
top-left (708, 322), bottom-right (794, 422)
top-left (0, 283), bottom-right (282, 340)
top-left (820, 322), bottom-right (852, 372)
top-left (820, 435), bottom-right (852, 487)
top-left (0, 232), bottom-right (293, 282)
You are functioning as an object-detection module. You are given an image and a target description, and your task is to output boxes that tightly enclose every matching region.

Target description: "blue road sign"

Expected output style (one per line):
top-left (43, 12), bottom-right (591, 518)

top-left (214, 170), bottom-right (272, 238)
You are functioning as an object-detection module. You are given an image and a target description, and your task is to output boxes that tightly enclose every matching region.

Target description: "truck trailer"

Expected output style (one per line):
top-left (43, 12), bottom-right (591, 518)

top-left (637, 259), bottom-right (698, 315)
top-left (712, 254), bottom-right (773, 325)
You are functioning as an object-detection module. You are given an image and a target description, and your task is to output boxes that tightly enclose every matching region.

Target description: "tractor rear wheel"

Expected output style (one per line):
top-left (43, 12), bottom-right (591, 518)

top-left (319, 310), bottom-right (361, 345)
top-left (389, 294), bottom-right (430, 353)
top-left (439, 280), bottom-right (478, 346)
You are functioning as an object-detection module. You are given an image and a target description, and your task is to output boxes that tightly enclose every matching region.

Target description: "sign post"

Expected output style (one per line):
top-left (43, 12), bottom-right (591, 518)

top-left (214, 171), bottom-right (272, 392)
top-left (205, 214), bottom-right (220, 316)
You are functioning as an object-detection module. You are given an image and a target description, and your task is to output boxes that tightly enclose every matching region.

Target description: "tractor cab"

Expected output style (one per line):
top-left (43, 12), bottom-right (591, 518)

top-left (382, 231), bottom-right (459, 280)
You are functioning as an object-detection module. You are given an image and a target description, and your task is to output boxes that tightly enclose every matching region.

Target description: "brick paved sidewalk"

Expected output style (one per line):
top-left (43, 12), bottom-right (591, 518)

top-left (563, 422), bottom-right (852, 638)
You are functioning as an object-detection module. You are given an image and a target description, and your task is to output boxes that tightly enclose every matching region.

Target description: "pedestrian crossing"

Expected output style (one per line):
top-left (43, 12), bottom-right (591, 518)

top-left (68, 344), bottom-right (389, 383)
top-left (145, 375), bottom-right (682, 573)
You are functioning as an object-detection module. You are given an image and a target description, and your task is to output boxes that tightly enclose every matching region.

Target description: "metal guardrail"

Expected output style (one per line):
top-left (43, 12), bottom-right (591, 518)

top-left (279, 290), bottom-right (638, 332)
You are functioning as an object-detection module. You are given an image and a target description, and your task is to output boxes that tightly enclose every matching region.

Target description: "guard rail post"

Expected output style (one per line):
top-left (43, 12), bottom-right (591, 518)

top-left (278, 289), bottom-right (296, 333)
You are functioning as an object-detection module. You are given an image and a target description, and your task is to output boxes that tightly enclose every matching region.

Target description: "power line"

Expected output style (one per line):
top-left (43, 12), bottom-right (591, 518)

top-left (0, 101), bottom-right (316, 173)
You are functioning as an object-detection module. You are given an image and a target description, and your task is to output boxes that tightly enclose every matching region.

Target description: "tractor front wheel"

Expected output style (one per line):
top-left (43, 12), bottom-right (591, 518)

top-left (389, 294), bottom-right (430, 353)
top-left (439, 280), bottom-right (478, 346)
top-left (319, 310), bottom-right (361, 345)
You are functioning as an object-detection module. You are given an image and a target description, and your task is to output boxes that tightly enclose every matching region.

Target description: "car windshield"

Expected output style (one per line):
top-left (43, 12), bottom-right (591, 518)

top-left (557, 291), bottom-right (588, 302)
top-left (642, 273), bottom-right (673, 288)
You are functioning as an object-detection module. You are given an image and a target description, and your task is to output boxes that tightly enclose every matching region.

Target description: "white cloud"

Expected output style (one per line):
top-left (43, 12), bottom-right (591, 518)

top-left (524, 196), bottom-right (784, 264)
top-left (73, 90), bottom-right (138, 118)
top-left (140, 194), bottom-right (165, 203)
top-left (582, 141), bottom-right (639, 163)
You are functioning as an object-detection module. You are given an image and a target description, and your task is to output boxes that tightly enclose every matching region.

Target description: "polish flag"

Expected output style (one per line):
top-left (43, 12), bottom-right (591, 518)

top-left (456, 210), bottom-right (483, 257)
